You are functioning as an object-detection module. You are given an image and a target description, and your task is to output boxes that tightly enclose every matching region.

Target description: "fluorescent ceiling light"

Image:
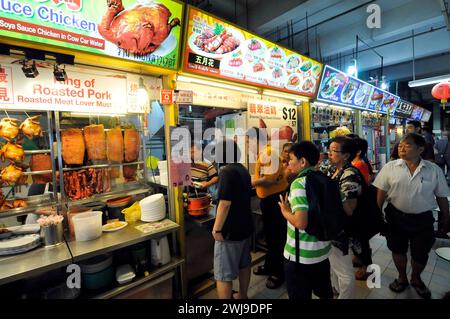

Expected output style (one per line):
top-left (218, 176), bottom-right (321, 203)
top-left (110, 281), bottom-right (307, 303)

top-left (177, 75), bottom-right (259, 94)
top-left (408, 74), bottom-right (450, 87)
top-left (347, 65), bottom-right (357, 76)
top-left (262, 90), bottom-right (310, 102)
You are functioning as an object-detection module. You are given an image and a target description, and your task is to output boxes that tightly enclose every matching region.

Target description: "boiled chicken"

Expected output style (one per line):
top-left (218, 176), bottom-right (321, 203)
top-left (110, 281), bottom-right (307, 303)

top-left (19, 115), bottom-right (43, 140)
top-left (0, 142), bottom-right (24, 162)
top-left (62, 128), bottom-right (85, 165)
top-left (106, 127), bottom-right (124, 178)
top-left (0, 164), bottom-right (23, 185)
top-left (0, 118), bottom-right (20, 141)
top-left (124, 129), bottom-right (140, 162)
top-left (30, 154), bottom-right (52, 184)
top-left (84, 124), bottom-right (106, 161)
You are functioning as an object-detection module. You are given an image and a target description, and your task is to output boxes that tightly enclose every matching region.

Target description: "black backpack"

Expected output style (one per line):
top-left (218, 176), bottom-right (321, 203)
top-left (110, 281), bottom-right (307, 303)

top-left (345, 167), bottom-right (384, 240)
top-left (303, 170), bottom-right (347, 241)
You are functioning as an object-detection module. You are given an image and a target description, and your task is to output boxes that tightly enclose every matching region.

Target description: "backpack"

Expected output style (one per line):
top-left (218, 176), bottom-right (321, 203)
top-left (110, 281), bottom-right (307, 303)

top-left (303, 170), bottom-right (347, 241)
top-left (345, 167), bottom-right (384, 240)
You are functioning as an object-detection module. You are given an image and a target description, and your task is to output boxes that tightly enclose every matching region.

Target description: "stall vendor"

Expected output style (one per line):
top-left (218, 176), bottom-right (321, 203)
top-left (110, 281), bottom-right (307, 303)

top-left (191, 144), bottom-right (219, 201)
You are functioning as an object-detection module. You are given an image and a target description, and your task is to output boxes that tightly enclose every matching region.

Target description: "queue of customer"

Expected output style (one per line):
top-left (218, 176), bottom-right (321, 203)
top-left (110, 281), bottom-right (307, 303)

top-left (208, 127), bottom-right (449, 300)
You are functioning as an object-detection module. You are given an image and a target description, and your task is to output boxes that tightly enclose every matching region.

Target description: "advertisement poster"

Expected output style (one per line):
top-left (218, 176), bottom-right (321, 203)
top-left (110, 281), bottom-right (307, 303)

top-left (394, 100), bottom-right (414, 118)
top-left (421, 110), bottom-right (431, 122)
top-left (183, 8), bottom-right (323, 97)
top-left (411, 105), bottom-right (424, 121)
top-left (317, 65), bottom-right (373, 110)
top-left (0, 0), bottom-right (183, 70)
top-left (127, 74), bottom-right (162, 113)
top-left (169, 126), bottom-right (192, 187)
top-left (0, 57), bottom-right (128, 113)
top-left (366, 87), bottom-right (400, 115)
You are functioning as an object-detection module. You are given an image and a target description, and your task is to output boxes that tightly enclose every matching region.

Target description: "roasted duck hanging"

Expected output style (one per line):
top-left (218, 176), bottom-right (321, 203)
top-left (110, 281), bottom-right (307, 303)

top-left (0, 118), bottom-right (20, 141)
top-left (84, 124), bottom-right (106, 161)
top-left (19, 115), bottom-right (43, 140)
top-left (62, 128), bottom-right (85, 165)
top-left (0, 142), bottom-right (24, 162)
top-left (0, 164), bottom-right (23, 185)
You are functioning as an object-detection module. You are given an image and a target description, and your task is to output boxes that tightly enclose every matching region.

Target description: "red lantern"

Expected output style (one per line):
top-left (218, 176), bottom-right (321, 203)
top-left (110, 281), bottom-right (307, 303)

top-left (432, 82), bottom-right (450, 109)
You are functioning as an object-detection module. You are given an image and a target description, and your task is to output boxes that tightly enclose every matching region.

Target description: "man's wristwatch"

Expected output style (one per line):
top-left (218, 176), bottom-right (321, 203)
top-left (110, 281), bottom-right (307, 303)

top-left (212, 229), bottom-right (222, 234)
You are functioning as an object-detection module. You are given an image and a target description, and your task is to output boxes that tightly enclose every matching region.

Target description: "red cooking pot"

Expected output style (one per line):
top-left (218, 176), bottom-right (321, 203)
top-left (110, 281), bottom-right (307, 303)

top-left (184, 192), bottom-right (211, 217)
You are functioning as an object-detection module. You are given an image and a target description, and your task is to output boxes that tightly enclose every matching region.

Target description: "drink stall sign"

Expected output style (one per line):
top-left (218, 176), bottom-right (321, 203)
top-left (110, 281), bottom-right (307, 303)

top-left (317, 65), bottom-right (373, 110)
top-left (366, 87), bottom-right (400, 115)
top-left (183, 7), bottom-right (323, 97)
top-left (0, 0), bottom-right (183, 70)
top-left (394, 100), bottom-right (414, 118)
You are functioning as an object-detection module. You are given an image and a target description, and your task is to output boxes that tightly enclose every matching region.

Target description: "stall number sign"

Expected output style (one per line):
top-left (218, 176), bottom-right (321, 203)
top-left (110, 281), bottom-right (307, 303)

top-left (160, 89), bottom-right (173, 104)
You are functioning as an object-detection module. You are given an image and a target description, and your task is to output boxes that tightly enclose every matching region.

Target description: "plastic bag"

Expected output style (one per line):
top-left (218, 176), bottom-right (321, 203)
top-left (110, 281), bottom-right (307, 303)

top-left (121, 201), bottom-right (141, 222)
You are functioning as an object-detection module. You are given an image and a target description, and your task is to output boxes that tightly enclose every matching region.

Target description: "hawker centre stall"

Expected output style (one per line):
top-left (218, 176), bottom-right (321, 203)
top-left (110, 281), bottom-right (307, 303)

top-left (0, 0), bottom-right (186, 299)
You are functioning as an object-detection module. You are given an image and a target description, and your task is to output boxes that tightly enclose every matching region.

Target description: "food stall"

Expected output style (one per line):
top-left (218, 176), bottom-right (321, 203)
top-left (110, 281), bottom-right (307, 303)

top-left (0, 0), bottom-right (185, 299)
top-left (175, 5), bottom-right (323, 295)
top-left (388, 100), bottom-right (414, 158)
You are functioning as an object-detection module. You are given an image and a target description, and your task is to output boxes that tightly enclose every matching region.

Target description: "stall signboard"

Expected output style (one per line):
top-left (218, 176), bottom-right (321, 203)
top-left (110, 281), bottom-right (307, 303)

top-left (0, 0), bottom-right (183, 70)
top-left (317, 65), bottom-right (373, 110)
top-left (366, 87), bottom-right (400, 115)
top-left (421, 109), bottom-right (432, 122)
top-left (394, 100), bottom-right (414, 118)
top-left (0, 58), bottom-right (128, 113)
top-left (183, 7), bottom-right (323, 97)
top-left (127, 74), bottom-right (163, 113)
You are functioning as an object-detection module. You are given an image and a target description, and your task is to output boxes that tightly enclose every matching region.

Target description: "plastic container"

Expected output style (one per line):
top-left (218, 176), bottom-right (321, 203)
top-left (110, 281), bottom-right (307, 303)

top-left (80, 254), bottom-right (114, 290)
top-left (151, 236), bottom-right (171, 267)
top-left (107, 196), bottom-right (132, 221)
top-left (84, 201), bottom-right (108, 225)
top-left (116, 264), bottom-right (136, 285)
top-left (72, 211), bottom-right (103, 242)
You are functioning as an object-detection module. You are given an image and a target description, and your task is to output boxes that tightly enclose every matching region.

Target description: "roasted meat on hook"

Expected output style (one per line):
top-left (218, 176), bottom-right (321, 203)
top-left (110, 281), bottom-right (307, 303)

top-left (19, 115), bottom-right (43, 140)
top-left (0, 142), bottom-right (24, 162)
top-left (84, 124), bottom-right (106, 161)
top-left (62, 128), bottom-right (85, 165)
top-left (0, 118), bottom-right (20, 141)
top-left (124, 128), bottom-right (140, 162)
top-left (0, 164), bottom-right (23, 185)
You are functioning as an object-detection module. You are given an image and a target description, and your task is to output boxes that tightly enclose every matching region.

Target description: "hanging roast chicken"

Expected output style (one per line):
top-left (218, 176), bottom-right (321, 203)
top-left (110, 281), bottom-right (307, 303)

top-left (0, 142), bottom-right (24, 162)
top-left (0, 118), bottom-right (20, 141)
top-left (98, 0), bottom-right (180, 56)
top-left (19, 115), bottom-right (43, 140)
top-left (0, 164), bottom-right (23, 185)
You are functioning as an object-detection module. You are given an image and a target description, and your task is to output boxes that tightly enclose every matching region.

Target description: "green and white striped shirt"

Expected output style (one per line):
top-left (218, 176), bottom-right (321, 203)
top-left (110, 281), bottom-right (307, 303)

top-left (284, 168), bottom-right (331, 264)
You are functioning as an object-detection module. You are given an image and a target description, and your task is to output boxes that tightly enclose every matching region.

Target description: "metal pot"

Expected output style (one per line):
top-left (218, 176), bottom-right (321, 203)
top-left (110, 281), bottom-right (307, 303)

top-left (185, 192), bottom-right (211, 217)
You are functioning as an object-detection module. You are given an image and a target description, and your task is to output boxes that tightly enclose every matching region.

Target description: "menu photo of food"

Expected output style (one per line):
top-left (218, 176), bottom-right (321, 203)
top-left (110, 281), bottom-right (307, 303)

top-left (266, 46), bottom-right (286, 69)
top-left (299, 60), bottom-right (313, 76)
top-left (300, 77), bottom-right (316, 94)
top-left (267, 67), bottom-right (286, 88)
top-left (219, 52), bottom-right (245, 80)
top-left (353, 83), bottom-right (372, 107)
top-left (244, 61), bottom-right (268, 84)
top-left (285, 73), bottom-right (302, 90)
top-left (367, 90), bottom-right (384, 112)
top-left (243, 38), bottom-right (267, 62)
top-left (340, 79), bottom-right (358, 103)
top-left (319, 72), bottom-right (342, 99)
top-left (189, 22), bottom-right (245, 58)
top-left (285, 54), bottom-right (302, 73)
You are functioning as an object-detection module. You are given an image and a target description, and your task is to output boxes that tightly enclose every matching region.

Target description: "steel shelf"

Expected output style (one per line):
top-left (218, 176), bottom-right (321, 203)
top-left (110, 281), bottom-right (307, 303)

top-left (62, 161), bottom-right (144, 172)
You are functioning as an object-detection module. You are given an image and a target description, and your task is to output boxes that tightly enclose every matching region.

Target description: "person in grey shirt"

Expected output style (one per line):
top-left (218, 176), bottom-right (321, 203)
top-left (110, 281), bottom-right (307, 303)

top-left (373, 133), bottom-right (449, 299)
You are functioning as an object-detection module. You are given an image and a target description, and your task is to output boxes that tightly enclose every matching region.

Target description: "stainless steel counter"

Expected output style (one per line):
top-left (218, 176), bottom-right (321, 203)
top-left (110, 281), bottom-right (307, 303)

top-left (68, 219), bottom-right (179, 261)
top-left (0, 219), bottom-right (180, 286)
top-left (0, 243), bottom-right (72, 285)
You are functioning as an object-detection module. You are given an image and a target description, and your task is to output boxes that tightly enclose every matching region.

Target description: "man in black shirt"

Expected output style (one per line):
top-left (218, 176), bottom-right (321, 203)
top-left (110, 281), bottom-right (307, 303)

top-left (212, 139), bottom-right (253, 299)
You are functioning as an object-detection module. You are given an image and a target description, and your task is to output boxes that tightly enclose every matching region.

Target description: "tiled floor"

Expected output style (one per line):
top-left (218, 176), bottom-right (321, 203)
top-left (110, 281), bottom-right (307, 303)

top-left (198, 233), bottom-right (450, 299)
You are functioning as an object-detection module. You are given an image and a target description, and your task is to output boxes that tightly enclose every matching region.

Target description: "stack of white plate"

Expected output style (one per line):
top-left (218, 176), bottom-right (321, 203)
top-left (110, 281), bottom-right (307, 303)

top-left (140, 194), bottom-right (166, 222)
top-left (157, 161), bottom-right (168, 186)
top-left (0, 234), bottom-right (41, 256)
